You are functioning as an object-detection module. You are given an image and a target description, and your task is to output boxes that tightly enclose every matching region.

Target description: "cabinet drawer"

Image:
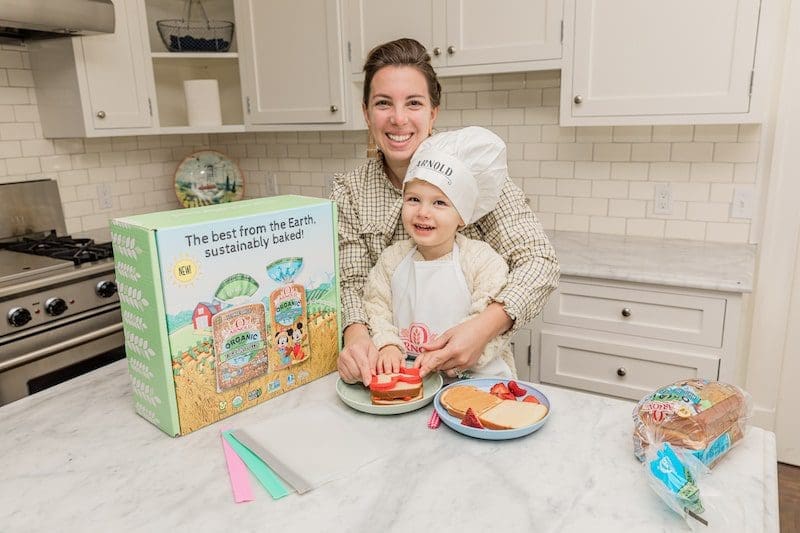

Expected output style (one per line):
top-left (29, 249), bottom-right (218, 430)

top-left (539, 331), bottom-right (719, 401)
top-left (542, 281), bottom-right (726, 348)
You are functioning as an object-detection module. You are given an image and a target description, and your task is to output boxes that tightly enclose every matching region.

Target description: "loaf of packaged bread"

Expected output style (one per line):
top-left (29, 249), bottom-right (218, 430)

top-left (632, 379), bottom-right (751, 467)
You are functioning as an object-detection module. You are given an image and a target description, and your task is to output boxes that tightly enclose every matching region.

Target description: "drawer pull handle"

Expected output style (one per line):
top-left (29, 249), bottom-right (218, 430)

top-left (621, 307), bottom-right (632, 318)
top-left (616, 367), bottom-right (627, 377)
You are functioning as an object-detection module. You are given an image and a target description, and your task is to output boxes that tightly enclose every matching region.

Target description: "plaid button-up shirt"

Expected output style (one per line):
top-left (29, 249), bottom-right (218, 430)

top-left (330, 158), bottom-right (559, 333)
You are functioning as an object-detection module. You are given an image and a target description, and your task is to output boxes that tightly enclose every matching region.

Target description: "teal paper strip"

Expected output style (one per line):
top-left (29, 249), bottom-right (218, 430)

top-left (222, 431), bottom-right (290, 500)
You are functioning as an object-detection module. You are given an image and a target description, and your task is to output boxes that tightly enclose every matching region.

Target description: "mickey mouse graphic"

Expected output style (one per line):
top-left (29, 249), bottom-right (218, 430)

top-left (291, 321), bottom-right (306, 361)
top-left (275, 329), bottom-right (291, 367)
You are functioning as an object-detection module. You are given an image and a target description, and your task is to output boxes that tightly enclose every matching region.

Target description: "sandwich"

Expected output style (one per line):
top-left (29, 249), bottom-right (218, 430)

top-left (439, 385), bottom-right (502, 418)
top-left (369, 367), bottom-right (423, 405)
top-left (440, 384), bottom-right (549, 430)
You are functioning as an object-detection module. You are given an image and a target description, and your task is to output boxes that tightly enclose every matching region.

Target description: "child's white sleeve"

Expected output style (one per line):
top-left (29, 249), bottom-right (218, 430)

top-left (363, 244), bottom-right (406, 353)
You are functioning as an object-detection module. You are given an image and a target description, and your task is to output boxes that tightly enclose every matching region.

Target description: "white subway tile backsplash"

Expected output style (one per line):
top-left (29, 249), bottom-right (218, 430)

top-left (590, 216), bottom-right (626, 234)
top-left (576, 126), bottom-right (613, 143)
top-left (555, 213), bottom-right (589, 232)
top-left (0, 58), bottom-right (760, 242)
top-left (714, 142), bottom-right (759, 162)
top-left (694, 124), bottom-right (739, 142)
top-left (652, 125), bottom-right (693, 142)
top-left (665, 220), bottom-right (707, 240)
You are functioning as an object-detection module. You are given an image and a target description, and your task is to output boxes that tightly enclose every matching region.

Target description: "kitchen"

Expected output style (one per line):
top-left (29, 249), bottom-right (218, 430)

top-left (0, 0), bottom-right (797, 530)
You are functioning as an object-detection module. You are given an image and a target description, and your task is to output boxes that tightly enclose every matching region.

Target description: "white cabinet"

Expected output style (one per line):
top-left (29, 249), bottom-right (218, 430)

top-left (529, 277), bottom-right (743, 401)
top-left (560, 0), bottom-right (763, 126)
top-left (235, 0), bottom-right (347, 126)
top-left (144, 0), bottom-right (244, 133)
top-left (346, 0), bottom-right (563, 77)
top-left (29, 0), bottom-right (156, 137)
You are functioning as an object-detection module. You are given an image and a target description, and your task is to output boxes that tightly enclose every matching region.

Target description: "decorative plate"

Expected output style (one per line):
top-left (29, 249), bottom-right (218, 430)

top-left (336, 373), bottom-right (444, 415)
top-left (433, 378), bottom-right (551, 440)
top-left (174, 150), bottom-right (244, 208)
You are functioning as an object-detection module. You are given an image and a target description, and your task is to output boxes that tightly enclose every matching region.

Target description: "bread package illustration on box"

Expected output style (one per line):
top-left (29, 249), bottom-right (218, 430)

top-left (110, 196), bottom-right (341, 436)
top-left (267, 257), bottom-right (310, 369)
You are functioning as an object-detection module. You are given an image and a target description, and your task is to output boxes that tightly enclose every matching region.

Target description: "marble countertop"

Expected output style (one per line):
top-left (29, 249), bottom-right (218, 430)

top-left (0, 362), bottom-right (778, 532)
top-left (548, 231), bottom-right (757, 293)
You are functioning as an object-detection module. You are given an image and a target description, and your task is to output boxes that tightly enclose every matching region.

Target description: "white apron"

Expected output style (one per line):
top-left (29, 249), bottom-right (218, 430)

top-left (390, 242), bottom-right (512, 378)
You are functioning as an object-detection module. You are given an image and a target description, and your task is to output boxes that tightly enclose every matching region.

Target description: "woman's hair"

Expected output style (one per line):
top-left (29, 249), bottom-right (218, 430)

top-left (362, 38), bottom-right (442, 108)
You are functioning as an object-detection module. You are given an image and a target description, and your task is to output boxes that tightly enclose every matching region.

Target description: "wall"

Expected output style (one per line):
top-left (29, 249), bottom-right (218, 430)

top-left (1, 44), bottom-right (759, 243)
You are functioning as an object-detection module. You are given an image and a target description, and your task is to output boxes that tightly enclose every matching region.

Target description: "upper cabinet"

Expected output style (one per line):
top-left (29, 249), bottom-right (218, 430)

top-left (346, 0), bottom-right (563, 77)
top-left (144, 0), bottom-right (244, 133)
top-left (235, 0), bottom-right (348, 127)
top-left (560, 0), bottom-right (764, 126)
top-left (29, 0), bottom-right (156, 137)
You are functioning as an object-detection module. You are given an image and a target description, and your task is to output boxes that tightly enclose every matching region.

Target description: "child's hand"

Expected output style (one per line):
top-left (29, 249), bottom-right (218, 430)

top-left (376, 345), bottom-right (404, 374)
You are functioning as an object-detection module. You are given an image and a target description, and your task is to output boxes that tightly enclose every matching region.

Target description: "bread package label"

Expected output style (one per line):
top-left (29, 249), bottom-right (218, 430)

top-left (111, 196), bottom-right (341, 436)
top-left (267, 257), bottom-right (310, 370)
top-left (632, 379), bottom-right (749, 467)
top-left (211, 301), bottom-right (269, 391)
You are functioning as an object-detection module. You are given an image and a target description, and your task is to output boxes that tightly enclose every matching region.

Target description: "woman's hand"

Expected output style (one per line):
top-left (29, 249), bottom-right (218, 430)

top-left (337, 324), bottom-right (380, 386)
top-left (415, 303), bottom-right (513, 377)
top-left (376, 345), bottom-right (404, 374)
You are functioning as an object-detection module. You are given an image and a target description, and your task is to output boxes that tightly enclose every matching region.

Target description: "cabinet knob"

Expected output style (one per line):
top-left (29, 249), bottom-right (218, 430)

top-left (330, 105), bottom-right (338, 113)
top-left (616, 367), bottom-right (627, 377)
top-left (96, 110), bottom-right (106, 119)
top-left (621, 307), bottom-right (632, 318)
top-left (432, 47), bottom-right (441, 56)
top-left (573, 95), bottom-right (583, 104)
top-left (447, 45), bottom-right (456, 55)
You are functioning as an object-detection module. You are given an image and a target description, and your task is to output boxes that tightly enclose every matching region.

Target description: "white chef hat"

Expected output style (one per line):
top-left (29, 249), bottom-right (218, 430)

top-left (404, 126), bottom-right (507, 225)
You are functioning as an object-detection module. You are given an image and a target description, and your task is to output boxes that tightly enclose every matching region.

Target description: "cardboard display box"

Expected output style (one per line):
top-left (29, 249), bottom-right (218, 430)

top-left (110, 196), bottom-right (340, 436)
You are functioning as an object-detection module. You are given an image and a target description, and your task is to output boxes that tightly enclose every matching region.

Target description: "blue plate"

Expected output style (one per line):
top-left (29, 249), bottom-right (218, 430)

top-left (433, 378), bottom-right (551, 440)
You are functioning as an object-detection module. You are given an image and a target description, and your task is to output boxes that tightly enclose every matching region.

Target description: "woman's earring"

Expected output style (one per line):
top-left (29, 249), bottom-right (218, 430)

top-left (367, 131), bottom-right (380, 159)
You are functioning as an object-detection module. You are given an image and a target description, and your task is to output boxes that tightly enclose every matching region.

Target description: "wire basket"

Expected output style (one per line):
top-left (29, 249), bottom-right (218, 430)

top-left (156, 0), bottom-right (234, 53)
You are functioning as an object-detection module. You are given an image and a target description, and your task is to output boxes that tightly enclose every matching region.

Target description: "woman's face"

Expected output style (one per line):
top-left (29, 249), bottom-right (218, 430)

top-left (363, 66), bottom-right (439, 172)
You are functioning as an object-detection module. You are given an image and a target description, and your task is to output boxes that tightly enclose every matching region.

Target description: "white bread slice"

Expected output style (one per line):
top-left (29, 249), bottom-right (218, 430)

top-left (439, 386), bottom-right (502, 418)
top-left (478, 400), bottom-right (548, 430)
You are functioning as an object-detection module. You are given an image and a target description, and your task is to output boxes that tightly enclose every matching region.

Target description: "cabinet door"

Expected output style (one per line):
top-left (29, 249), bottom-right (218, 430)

top-left (346, 0), bottom-right (441, 74)
top-left (444, 0), bottom-right (562, 66)
top-left (78, 0), bottom-right (154, 130)
top-left (237, 0), bottom-right (345, 124)
top-left (565, 0), bottom-right (760, 121)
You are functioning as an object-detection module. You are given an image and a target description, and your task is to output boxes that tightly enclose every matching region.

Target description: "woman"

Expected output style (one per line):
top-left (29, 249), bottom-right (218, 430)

top-left (331, 38), bottom-right (559, 385)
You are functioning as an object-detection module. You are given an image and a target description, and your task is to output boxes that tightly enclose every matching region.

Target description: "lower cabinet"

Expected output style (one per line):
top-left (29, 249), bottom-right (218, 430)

top-left (523, 277), bottom-right (744, 401)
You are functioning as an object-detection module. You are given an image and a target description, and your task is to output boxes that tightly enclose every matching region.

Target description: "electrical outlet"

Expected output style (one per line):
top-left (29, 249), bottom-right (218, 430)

top-left (653, 183), bottom-right (672, 215)
top-left (731, 186), bottom-right (754, 219)
top-left (265, 173), bottom-right (279, 196)
top-left (97, 183), bottom-right (113, 209)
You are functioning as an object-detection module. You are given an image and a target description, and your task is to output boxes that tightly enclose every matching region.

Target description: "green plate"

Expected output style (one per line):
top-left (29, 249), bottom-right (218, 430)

top-left (336, 373), bottom-right (443, 415)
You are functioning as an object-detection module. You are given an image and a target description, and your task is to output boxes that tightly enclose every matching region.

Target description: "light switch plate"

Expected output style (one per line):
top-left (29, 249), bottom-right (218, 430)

top-left (731, 186), bottom-right (754, 219)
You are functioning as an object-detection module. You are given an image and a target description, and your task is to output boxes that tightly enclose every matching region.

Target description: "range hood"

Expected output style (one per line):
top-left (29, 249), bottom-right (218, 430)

top-left (0, 0), bottom-right (114, 42)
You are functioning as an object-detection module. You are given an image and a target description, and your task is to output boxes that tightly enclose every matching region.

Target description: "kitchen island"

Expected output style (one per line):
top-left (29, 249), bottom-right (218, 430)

top-left (0, 361), bottom-right (777, 532)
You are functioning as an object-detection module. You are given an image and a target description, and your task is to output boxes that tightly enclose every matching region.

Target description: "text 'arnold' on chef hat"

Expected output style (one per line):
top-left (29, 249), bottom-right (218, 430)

top-left (404, 126), bottom-right (507, 225)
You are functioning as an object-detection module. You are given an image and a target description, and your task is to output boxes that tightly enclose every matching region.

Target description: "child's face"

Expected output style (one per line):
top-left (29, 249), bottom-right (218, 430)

top-left (401, 179), bottom-right (463, 260)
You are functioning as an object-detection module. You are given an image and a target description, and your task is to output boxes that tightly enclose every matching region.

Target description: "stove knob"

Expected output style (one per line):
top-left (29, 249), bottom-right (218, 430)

top-left (45, 298), bottom-right (68, 316)
top-left (7, 307), bottom-right (32, 327)
top-left (96, 280), bottom-right (118, 298)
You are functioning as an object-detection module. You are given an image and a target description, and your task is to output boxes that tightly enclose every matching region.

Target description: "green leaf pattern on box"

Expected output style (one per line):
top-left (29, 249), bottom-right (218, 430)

top-left (110, 221), bottom-right (181, 436)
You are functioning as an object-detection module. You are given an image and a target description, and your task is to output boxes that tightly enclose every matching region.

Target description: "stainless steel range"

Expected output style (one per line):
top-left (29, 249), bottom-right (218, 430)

top-left (0, 180), bottom-right (123, 405)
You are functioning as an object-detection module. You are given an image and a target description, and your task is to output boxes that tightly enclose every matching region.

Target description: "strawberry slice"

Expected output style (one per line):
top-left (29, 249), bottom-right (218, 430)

top-left (461, 407), bottom-right (484, 429)
top-left (489, 382), bottom-right (511, 398)
top-left (522, 395), bottom-right (540, 404)
top-left (499, 392), bottom-right (517, 401)
top-left (507, 380), bottom-right (526, 397)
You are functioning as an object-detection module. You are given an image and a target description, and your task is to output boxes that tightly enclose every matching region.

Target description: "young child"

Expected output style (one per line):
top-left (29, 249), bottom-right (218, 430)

top-left (362, 126), bottom-right (515, 379)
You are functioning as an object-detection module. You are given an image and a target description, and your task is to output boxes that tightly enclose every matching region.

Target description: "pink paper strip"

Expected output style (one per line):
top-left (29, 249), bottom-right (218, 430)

top-left (221, 433), bottom-right (254, 503)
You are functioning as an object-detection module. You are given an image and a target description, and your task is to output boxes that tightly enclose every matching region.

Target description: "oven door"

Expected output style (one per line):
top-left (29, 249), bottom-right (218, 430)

top-left (0, 303), bottom-right (124, 405)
